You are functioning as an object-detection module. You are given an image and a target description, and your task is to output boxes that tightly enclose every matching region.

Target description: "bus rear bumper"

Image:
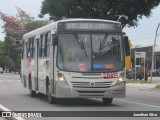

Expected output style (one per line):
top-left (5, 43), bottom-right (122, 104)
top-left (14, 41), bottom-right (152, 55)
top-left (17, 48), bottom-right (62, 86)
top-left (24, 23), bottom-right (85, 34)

top-left (55, 82), bottom-right (125, 98)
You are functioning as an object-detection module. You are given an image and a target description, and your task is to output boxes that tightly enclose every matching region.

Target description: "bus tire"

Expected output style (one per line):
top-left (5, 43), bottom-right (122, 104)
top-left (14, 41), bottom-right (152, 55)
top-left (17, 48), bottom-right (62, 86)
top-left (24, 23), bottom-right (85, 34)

top-left (47, 84), bottom-right (56, 104)
top-left (29, 80), bottom-right (36, 97)
top-left (102, 98), bottom-right (113, 105)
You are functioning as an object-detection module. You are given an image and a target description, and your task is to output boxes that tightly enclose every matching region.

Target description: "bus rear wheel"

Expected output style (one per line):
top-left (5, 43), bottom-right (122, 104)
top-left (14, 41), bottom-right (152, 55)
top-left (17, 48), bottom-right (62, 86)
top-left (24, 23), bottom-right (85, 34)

top-left (102, 98), bottom-right (113, 105)
top-left (29, 82), bottom-right (36, 97)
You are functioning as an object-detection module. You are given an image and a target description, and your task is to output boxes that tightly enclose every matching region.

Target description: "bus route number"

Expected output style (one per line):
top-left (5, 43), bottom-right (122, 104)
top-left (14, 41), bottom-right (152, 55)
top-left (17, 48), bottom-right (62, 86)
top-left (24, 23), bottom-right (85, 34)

top-left (103, 72), bottom-right (118, 79)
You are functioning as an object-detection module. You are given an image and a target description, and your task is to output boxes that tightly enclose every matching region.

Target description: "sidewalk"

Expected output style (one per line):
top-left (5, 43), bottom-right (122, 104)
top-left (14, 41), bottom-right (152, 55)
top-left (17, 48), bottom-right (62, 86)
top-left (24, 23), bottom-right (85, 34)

top-left (126, 83), bottom-right (158, 88)
top-left (126, 83), bottom-right (160, 92)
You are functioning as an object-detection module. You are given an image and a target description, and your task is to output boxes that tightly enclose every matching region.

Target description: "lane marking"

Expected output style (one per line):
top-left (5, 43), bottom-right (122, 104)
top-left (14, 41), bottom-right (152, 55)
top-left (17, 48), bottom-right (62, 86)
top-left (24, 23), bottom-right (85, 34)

top-left (0, 104), bottom-right (10, 111)
top-left (0, 80), bottom-right (21, 82)
top-left (115, 98), bottom-right (160, 109)
top-left (0, 104), bottom-right (25, 120)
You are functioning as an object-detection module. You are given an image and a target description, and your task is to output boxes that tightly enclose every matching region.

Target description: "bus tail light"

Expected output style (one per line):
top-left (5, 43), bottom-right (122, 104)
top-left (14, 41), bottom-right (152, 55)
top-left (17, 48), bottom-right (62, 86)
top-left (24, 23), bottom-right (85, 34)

top-left (113, 90), bottom-right (124, 94)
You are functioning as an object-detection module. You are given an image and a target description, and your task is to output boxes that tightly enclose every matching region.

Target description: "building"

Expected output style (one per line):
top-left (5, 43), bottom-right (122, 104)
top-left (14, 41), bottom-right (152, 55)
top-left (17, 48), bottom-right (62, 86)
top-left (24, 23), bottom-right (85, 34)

top-left (131, 46), bottom-right (152, 69)
top-left (131, 45), bottom-right (160, 69)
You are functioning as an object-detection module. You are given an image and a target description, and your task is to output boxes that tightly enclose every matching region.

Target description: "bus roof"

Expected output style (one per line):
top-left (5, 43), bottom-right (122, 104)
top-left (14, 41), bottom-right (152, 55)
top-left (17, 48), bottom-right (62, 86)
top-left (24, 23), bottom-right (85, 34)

top-left (23, 18), bottom-right (121, 39)
top-left (58, 18), bottom-right (120, 24)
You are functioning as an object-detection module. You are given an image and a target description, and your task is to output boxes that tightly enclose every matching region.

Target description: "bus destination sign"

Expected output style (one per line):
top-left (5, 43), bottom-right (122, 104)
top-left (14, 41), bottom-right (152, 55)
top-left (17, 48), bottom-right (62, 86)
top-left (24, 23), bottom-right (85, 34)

top-left (65, 22), bottom-right (115, 30)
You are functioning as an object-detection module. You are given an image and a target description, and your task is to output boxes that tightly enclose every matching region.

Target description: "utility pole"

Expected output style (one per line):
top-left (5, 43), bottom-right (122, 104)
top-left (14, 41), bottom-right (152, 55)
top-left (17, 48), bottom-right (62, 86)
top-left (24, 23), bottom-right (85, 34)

top-left (151, 23), bottom-right (160, 81)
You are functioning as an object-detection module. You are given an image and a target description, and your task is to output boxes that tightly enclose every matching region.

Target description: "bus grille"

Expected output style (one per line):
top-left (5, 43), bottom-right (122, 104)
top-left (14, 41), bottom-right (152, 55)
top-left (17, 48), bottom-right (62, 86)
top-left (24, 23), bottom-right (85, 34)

top-left (71, 81), bottom-right (112, 88)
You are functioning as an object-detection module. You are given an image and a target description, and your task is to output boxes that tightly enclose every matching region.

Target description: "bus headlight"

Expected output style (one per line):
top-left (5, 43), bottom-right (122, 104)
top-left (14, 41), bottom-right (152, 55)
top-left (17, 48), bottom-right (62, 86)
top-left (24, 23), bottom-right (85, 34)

top-left (116, 69), bottom-right (126, 85)
top-left (57, 73), bottom-right (68, 84)
top-left (118, 78), bottom-right (123, 82)
top-left (116, 77), bottom-right (125, 85)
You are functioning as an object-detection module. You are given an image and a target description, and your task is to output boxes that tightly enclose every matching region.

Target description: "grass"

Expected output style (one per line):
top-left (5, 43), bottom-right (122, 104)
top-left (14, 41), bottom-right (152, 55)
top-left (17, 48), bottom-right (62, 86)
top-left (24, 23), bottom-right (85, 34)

top-left (126, 79), bottom-right (160, 92)
top-left (153, 85), bottom-right (160, 91)
top-left (126, 79), bottom-right (152, 84)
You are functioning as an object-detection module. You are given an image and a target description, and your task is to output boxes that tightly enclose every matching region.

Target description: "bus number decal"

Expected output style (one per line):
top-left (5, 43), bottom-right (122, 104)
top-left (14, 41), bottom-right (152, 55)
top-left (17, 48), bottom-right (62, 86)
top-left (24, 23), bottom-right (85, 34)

top-left (103, 72), bottom-right (118, 79)
top-left (78, 64), bottom-right (86, 71)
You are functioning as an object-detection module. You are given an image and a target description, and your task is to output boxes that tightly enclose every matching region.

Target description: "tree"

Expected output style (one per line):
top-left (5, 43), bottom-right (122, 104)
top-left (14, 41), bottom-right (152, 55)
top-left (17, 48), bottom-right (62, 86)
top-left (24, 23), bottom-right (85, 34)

top-left (0, 41), bottom-right (6, 68)
top-left (0, 37), bottom-right (20, 71)
top-left (16, 7), bottom-right (48, 32)
top-left (40, 0), bottom-right (160, 28)
top-left (0, 11), bottom-right (26, 39)
top-left (0, 7), bottom-right (48, 39)
top-left (0, 7), bottom-right (48, 72)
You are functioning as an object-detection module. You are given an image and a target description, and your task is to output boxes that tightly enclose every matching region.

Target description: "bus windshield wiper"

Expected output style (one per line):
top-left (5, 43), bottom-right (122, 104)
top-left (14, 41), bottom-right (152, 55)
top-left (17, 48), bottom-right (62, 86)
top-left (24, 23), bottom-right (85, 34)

top-left (92, 33), bottom-right (109, 57)
top-left (74, 33), bottom-right (88, 57)
top-left (99, 33), bottom-right (108, 51)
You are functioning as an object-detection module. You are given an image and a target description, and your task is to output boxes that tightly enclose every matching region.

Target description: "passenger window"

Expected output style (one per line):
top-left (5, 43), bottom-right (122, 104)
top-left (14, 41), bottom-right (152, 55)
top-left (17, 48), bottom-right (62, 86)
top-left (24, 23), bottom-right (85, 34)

top-left (27, 37), bottom-right (34, 58)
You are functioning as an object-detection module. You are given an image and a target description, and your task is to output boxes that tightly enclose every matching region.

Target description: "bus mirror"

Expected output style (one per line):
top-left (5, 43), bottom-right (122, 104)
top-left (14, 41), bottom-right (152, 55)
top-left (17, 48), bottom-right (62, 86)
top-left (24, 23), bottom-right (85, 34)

top-left (52, 35), bottom-right (58, 46)
top-left (123, 36), bottom-right (130, 56)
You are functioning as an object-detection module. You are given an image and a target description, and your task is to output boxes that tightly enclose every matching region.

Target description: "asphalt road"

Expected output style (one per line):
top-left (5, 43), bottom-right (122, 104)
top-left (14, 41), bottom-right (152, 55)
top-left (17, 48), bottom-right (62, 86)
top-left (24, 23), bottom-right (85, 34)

top-left (0, 73), bottom-right (160, 120)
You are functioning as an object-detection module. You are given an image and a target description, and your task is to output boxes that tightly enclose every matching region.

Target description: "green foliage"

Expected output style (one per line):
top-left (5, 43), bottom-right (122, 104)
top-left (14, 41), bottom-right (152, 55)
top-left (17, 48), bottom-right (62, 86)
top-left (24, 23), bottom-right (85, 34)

top-left (153, 85), bottom-right (160, 91)
top-left (0, 37), bottom-right (21, 71)
top-left (16, 7), bottom-right (48, 32)
top-left (41, 0), bottom-right (160, 28)
top-left (0, 42), bottom-right (6, 68)
top-left (0, 7), bottom-right (48, 72)
top-left (25, 20), bottom-right (48, 32)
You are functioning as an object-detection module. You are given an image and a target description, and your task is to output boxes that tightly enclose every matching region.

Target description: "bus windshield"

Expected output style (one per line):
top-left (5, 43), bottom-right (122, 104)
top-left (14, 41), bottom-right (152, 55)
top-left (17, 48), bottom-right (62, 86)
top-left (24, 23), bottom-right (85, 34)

top-left (57, 33), bottom-right (124, 72)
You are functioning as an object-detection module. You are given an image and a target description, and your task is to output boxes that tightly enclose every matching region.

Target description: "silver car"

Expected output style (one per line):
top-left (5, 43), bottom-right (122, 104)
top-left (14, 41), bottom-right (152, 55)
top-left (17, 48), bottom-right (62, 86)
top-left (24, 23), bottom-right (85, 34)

top-left (0, 67), bottom-right (3, 74)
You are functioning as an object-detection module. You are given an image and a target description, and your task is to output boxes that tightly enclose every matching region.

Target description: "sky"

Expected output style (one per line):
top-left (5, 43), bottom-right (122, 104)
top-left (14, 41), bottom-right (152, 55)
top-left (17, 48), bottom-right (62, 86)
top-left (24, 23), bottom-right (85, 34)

top-left (0, 0), bottom-right (160, 47)
top-left (123, 5), bottom-right (160, 47)
top-left (0, 0), bottom-right (44, 41)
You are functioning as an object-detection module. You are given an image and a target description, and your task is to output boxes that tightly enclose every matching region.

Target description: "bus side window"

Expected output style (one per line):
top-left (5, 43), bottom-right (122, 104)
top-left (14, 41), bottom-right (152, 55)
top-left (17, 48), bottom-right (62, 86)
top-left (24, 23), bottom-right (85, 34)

top-left (44, 33), bottom-right (48, 57)
top-left (32, 38), bottom-right (35, 58)
top-left (22, 40), bottom-right (24, 59)
top-left (27, 37), bottom-right (34, 58)
top-left (26, 42), bottom-right (28, 58)
top-left (39, 35), bottom-right (43, 58)
top-left (44, 32), bottom-right (51, 57)
top-left (27, 39), bottom-right (31, 58)
top-left (52, 34), bottom-right (58, 45)
top-left (47, 32), bottom-right (51, 57)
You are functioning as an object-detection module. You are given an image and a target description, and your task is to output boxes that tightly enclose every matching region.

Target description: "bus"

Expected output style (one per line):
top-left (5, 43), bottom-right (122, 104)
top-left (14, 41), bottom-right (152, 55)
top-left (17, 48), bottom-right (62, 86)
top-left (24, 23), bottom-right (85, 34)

top-left (21, 19), bottom-right (130, 105)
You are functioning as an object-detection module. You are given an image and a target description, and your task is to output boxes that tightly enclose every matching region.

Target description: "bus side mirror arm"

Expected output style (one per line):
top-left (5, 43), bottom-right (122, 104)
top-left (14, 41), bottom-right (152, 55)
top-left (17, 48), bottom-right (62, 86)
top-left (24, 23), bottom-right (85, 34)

top-left (123, 36), bottom-right (130, 56)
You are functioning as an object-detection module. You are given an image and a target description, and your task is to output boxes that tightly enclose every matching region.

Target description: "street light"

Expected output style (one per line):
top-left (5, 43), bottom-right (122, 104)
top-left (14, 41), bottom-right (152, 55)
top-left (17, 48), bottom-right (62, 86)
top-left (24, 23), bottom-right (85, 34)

top-left (151, 23), bottom-right (160, 81)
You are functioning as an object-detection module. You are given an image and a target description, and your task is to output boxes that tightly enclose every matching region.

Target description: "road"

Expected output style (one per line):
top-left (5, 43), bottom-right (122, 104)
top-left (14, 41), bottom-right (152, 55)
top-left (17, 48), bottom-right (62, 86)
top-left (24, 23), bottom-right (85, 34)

top-left (0, 73), bottom-right (160, 120)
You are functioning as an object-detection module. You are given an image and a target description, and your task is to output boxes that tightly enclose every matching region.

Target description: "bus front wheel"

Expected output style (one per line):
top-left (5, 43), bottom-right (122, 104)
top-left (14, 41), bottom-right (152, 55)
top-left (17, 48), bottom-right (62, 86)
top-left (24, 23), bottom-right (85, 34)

top-left (102, 98), bottom-right (113, 105)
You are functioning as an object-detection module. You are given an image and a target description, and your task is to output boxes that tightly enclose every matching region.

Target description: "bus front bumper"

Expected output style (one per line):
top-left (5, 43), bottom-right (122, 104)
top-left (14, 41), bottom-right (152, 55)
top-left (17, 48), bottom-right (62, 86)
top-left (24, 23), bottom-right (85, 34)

top-left (55, 82), bottom-right (125, 98)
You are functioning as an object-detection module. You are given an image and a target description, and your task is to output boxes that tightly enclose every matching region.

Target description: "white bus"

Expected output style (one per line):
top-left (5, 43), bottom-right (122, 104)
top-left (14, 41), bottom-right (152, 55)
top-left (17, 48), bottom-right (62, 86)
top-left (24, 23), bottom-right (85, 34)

top-left (21, 19), bottom-right (130, 105)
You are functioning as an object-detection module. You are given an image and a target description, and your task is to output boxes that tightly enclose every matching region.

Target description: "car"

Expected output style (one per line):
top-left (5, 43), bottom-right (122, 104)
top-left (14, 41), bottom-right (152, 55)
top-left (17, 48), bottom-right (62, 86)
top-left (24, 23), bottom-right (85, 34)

top-left (126, 69), bottom-right (135, 79)
top-left (0, 67), bottom-right (3, 74)
top-left (126, 67), bottom-right (150, 81)
top-left (152, 68), bottom-right (160, 77)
